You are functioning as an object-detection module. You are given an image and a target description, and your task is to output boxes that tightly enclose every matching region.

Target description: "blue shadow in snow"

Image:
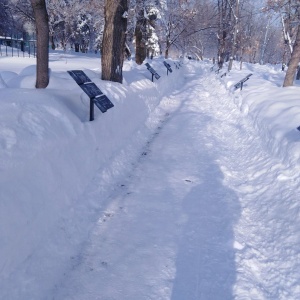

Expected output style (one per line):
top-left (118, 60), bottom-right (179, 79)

top-left (171, 159), bottom-right (241, 300)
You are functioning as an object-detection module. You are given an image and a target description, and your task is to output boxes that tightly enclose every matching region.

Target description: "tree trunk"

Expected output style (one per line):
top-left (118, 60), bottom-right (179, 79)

top-left (283, 25), bottom-right (300, 87)
top-left (260, 14), bottom-right (270, 65)
top-left (218, 31), bottom-right (226, 68)
top-left (30, 0), bottom-right (49, 88)
top-left (50, 35), bottom-right (55, 50)
top-left (101, 0), bottom-right (128, 83)
top-left (228, 0), bottom-right (239, 72)
top-left (165, 32), bottom-right (170, 59)
top-left (165, 47), bottom-right (169, 59)
top-left (135, 1), bottom-right (147, 65)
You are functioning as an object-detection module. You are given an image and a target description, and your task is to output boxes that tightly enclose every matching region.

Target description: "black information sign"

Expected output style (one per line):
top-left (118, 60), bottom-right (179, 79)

top-left (174, 62), bottom-right (181, 69)
top-left (80, 82), bottom-right (101, 98)
top-left (145, 63), bottom-right (160, 82)
top-left (68, 70), bottom-right (114, 121)
top-left (80, 83), bottom-right (114, 113)
top-left (94, 94), bottom-right (113, 112)
top-left (234, 73), bottom-right (253, 91)
top-left (163, 61), bottom-right (173, 75)
top-left (68, 70), bottom-right (92, 85)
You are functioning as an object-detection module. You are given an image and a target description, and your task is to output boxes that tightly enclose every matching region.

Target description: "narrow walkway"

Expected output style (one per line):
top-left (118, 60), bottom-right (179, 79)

top-left (54, 70), bottom-right (300, 300)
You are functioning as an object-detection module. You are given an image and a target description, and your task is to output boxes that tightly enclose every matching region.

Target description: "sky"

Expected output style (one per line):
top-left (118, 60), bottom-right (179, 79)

top-left (1, 50), bottom-right (300, 299)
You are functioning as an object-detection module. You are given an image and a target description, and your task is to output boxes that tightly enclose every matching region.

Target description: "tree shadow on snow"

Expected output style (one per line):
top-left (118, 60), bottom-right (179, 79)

top-left (171, 159), bottom-right (241, 300)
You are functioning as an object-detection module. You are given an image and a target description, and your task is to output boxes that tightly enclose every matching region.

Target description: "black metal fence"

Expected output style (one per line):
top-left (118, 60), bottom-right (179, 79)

top-left (0, 33), bottom-right (36, 58)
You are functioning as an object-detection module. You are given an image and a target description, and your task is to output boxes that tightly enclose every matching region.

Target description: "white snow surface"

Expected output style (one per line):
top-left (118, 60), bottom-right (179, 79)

top-left (1, 52), bottom-right (300, 300)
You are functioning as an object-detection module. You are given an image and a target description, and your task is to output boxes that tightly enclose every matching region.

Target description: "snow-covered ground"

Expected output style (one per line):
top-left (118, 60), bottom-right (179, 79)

top-left (1, 51), bottom-right (300, 299)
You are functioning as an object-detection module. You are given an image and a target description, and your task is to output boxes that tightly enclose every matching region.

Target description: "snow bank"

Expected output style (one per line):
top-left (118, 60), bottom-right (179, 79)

top-left (0, 55), bottom-right (185, 290)
top-left (219, 61), bottom-right (300, 169)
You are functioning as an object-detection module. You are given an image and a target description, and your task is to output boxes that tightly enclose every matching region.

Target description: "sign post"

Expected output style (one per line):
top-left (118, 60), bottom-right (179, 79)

top-left (90, 98), bottom-right (94, 121)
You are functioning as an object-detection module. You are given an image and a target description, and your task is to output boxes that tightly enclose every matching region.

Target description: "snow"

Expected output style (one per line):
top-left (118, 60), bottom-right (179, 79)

top-left (1, 52), bottom-right (300, 299)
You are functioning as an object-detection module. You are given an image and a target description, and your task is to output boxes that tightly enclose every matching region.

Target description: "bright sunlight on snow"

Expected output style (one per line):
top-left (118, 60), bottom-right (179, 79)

top-left (1, 51), bottom-right (300, 300)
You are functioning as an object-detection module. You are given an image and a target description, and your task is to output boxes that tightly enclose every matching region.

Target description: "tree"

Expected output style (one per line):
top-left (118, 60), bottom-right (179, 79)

top-left (46, 0), bottom-right (69, 50)
top-left (132, 0), bottom-right (164, 63)
top-left (216, 0), bottom-right (232, 68)
top-left (228, 0), bottom-right (239, 71)
top-left (46, 0), bottom-right (104, 52)
top-left (155, 0), bottom-right (213, 59)
top-left (266, 0), bottom-right (300, 86)
top-left (283, 24), bottom-right (300, 86)
top-left (101, 0), bottom-right (128, 83)
top-left (30, 0), bottom-right (49, 88)
top-left (162, 1), bottom-right (195, 58)
top-left (134, 0), bottom-right (147, 64)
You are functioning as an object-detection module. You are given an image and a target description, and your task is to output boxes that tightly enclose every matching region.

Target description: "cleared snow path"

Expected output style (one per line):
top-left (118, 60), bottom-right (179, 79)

top-left (54, 67), bottom-right (300, 300)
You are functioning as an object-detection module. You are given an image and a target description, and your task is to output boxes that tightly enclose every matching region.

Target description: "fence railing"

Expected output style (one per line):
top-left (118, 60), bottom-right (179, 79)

top-left (0, 34), bottom-right (36, 58)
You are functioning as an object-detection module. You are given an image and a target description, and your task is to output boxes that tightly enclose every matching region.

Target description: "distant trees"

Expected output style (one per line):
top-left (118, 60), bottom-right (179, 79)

top-left (46, 0), bottom-right (104, 52)
top-left (0, 0), bottom-right (14, 33)
top-left (2, 0), bottom-right (285, 66)
top-left (212, 0), bottom-right (287, 69)
top-left (46, 0), bottom-right (71, 50)
top-left (1, 0), bottom-right (31, 34)
top-left (129, 0), bottom-right (217, 62)
top-left (6, 0), bottom-right (104, 53)
top-left (216, 0), bottom-right (263, 69)
top-left (3, 0), bottom-right (299, 86)
top-left (161, 1), bottom-right (197, 59)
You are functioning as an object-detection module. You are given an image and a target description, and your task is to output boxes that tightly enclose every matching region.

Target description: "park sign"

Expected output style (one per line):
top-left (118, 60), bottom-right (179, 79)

top-left (234, 73), bottom-right (253, 91)
top-left (163, 61), bottom-right (173, 75)
top-left (68, 70), bottom-right (91, 85)
top-left (68, 70), bottom-right (114, 121)
top-left (145, 63), bottom-right (160, 82)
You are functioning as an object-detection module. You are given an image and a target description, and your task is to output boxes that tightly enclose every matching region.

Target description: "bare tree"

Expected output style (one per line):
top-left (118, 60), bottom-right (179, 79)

top-left (156, 0), bottom-right (215, 59)
top-left (101, 0), bottom-right (128, 83)
top-left (46, 0), bottom-right (69, 50)
top-left (30, 0), bottom-right (49, 88)
top-left (162, 2), bottom-right (195, 58)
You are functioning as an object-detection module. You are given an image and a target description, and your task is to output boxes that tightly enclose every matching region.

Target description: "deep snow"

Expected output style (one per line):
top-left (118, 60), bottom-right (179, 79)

top-left (1, 51), bottom-right (300, 299)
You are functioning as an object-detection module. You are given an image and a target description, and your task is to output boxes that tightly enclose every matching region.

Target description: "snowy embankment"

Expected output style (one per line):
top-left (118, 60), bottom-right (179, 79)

top-left (221, 62), bottom-right (300, 168)
top-left (0, 54), bottom-right (188, 296)
top-left (216, 62), bottom-right (300, 298)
